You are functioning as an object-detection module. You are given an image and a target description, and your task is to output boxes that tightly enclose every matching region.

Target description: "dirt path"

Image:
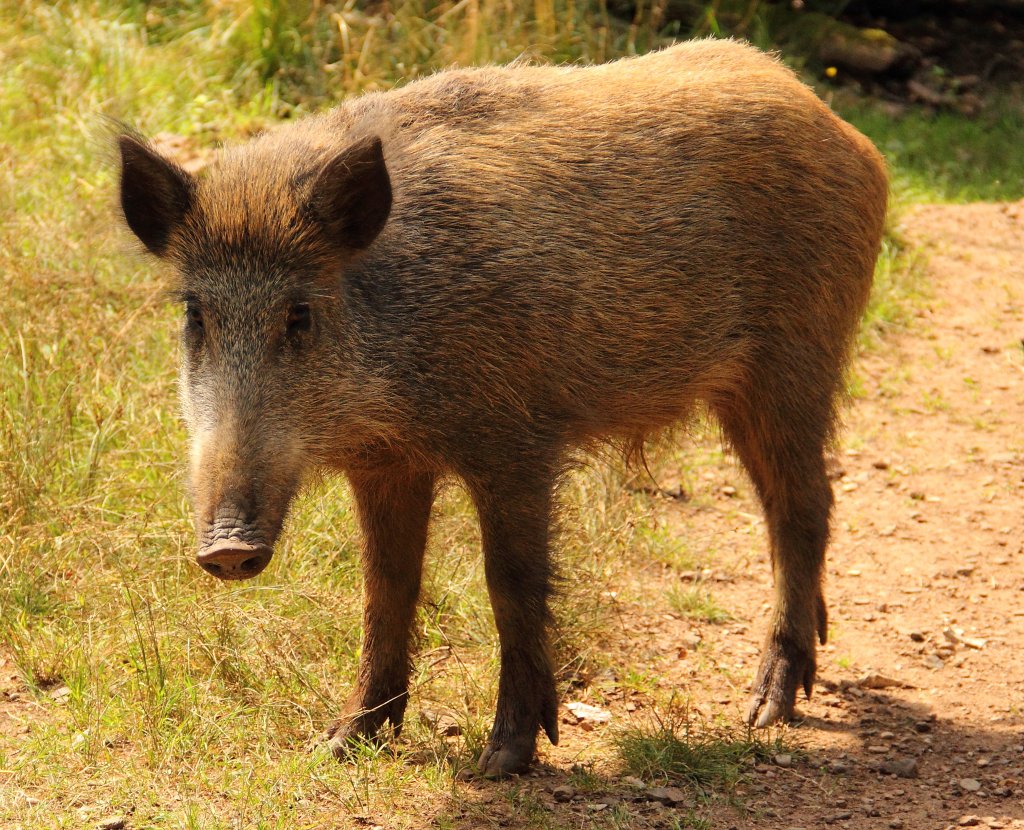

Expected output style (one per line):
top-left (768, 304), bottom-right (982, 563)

top-left (526, 201), bottom-right (1024, 829)
top-left (788, 200), bottom-right (1024, 829)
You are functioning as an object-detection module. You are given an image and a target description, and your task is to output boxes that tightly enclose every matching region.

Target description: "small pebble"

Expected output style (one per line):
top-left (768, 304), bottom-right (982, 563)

top-left (420, 709), bottom-right (461, 737)
top-left (882, 757), bottom-right (919, 779)
top-left (552, 785), bottom-right (575, 803)
top-left (647, 786), bottom-right (687, 806)
top-left (959, 778), bottom-right (982, 792)
top-left (774, 753), bottom-right (793, 768)
top-left (97, 819), bottom-right (127, 830)
top-left (48, 685), bottom-right (71, 703)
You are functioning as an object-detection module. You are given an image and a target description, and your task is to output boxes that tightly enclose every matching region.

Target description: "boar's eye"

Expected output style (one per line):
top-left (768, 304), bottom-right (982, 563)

top-left (185, 301), bottom-right (204, 332)
top-left (286, 303), bottom-right (311, 336)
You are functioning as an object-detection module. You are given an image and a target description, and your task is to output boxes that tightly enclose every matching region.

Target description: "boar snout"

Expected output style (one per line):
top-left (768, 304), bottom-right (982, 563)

top-left (196, 539), bottom-right (273, 580)
top-left (187, 424), bottom-right (300, 582)
top-left (195, 501), bottom-right (281, 581)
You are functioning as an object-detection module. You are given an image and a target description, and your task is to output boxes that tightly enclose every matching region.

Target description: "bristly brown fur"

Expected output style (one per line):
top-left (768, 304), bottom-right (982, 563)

top-left (117, 39), bottom-right (889, 777)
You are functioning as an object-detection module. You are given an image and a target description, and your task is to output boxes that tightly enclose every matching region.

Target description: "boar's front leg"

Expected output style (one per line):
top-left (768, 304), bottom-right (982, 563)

top-left (469, 462), bottom-right (560, 778)
top-left (324, 468), bottom-right (435, 756)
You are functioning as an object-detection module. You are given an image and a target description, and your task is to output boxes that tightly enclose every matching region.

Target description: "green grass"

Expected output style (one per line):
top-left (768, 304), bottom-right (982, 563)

top-left (857, 218), bottom-right (929, 352)
top-left (0, 4), bottom-right (660, 826)
top-left (616, 707), bottom-right (792, 790)
top-left (0, 0), bottom-right (1014, 826)
top-left (838, 95), bottom-right (1024, 203)
top-left (666, 587), bottom-right (732, 624)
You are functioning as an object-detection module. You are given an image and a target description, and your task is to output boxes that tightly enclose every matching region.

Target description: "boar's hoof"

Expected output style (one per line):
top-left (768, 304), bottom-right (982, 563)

top-left (321, 713), bottom-right (395, 760)
top-left (478, 735), bottom-right (536, 779)
top-left (325, 728), bottom-right (377, 761)
top-left (196, 540), bottom-right (272, 580)
top-left (746, 636), bottom-right (816, 728)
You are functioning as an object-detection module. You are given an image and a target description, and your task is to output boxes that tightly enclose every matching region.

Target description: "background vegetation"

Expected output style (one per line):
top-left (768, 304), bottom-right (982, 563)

top-left (1, 1), bottom-right (1021, 827)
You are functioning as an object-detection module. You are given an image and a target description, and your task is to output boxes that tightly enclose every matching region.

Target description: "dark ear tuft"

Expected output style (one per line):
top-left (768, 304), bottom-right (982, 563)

top-left (117, 134), bottom-right (194, 257)
top-left (310, 136), bottom-right (392, 250)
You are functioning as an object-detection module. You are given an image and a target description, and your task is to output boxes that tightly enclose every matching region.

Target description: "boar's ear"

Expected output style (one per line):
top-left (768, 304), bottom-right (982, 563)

top-left (117, 134), bottom-right (194, 257)
top-left (310, 136), bottom-right (392, 250)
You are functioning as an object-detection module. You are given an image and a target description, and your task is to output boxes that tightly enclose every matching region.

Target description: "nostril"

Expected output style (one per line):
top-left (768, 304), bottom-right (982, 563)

top-left (196, 541), bottom-right (272, 580)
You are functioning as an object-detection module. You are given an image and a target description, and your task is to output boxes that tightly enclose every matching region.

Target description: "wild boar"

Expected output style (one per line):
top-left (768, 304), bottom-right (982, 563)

top-left (117, 38), bottom-right (888, 777)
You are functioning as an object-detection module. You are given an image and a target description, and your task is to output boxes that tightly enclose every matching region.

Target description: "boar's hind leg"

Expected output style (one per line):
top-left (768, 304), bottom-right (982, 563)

top-left (469, 463), bottom-right (560, 779)
top-left (714, 390), bottom-right (833, 728)
top-left (324, 468), bottom-right (436, 757)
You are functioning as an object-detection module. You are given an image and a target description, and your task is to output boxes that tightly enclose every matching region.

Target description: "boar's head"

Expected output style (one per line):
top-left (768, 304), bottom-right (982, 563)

top-left (117, 131), bottom-right (393, 579)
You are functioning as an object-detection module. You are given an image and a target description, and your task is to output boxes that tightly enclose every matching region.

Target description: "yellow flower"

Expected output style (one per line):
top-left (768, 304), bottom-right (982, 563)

top-left (825, 66), bottom-right (838, 78)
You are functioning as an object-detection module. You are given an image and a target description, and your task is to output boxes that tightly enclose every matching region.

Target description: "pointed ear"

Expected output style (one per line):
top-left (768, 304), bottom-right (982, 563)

top-left (117, 134), bottom-right (194, 257)
top-left (310, 136), bottom-right (392, 250)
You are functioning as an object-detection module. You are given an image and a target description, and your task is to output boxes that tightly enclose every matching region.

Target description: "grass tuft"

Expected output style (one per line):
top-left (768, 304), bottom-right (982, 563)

top-left (859, 220), bottom-right (929, 350)
top-left (616, 707), bottom-right (791, 790)
top-left (666, 586), bottom-right (732, 624)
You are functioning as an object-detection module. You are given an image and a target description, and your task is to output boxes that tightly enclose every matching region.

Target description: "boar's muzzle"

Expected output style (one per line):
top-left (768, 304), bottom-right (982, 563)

top-left (196, 539), bottom-right (273, 580)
